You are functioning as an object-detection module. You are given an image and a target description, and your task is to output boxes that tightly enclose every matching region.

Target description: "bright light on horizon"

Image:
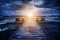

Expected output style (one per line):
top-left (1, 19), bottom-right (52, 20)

top-left (27, 12), bottom-right (33, 18)
top-left (20, 5), bottom-right (39, 16)
top-left (19, 5), bottom-right (41, 35)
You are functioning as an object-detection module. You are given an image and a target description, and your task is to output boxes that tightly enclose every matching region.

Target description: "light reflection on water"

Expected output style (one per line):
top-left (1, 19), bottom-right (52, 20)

top-left (19, 17), bottom-right (41, 36)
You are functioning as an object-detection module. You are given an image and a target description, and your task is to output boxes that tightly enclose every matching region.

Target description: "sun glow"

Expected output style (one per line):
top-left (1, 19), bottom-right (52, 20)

top-left (27, 12), bottom-right (33, 18)
top-left (20, 5), bottom-right (38, 16)
top-left (18, 5), bottom-right (42, 35)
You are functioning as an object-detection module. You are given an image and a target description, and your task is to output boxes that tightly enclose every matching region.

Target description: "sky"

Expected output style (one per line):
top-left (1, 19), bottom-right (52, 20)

top-left (0, 0), bottom-right (60, 16)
